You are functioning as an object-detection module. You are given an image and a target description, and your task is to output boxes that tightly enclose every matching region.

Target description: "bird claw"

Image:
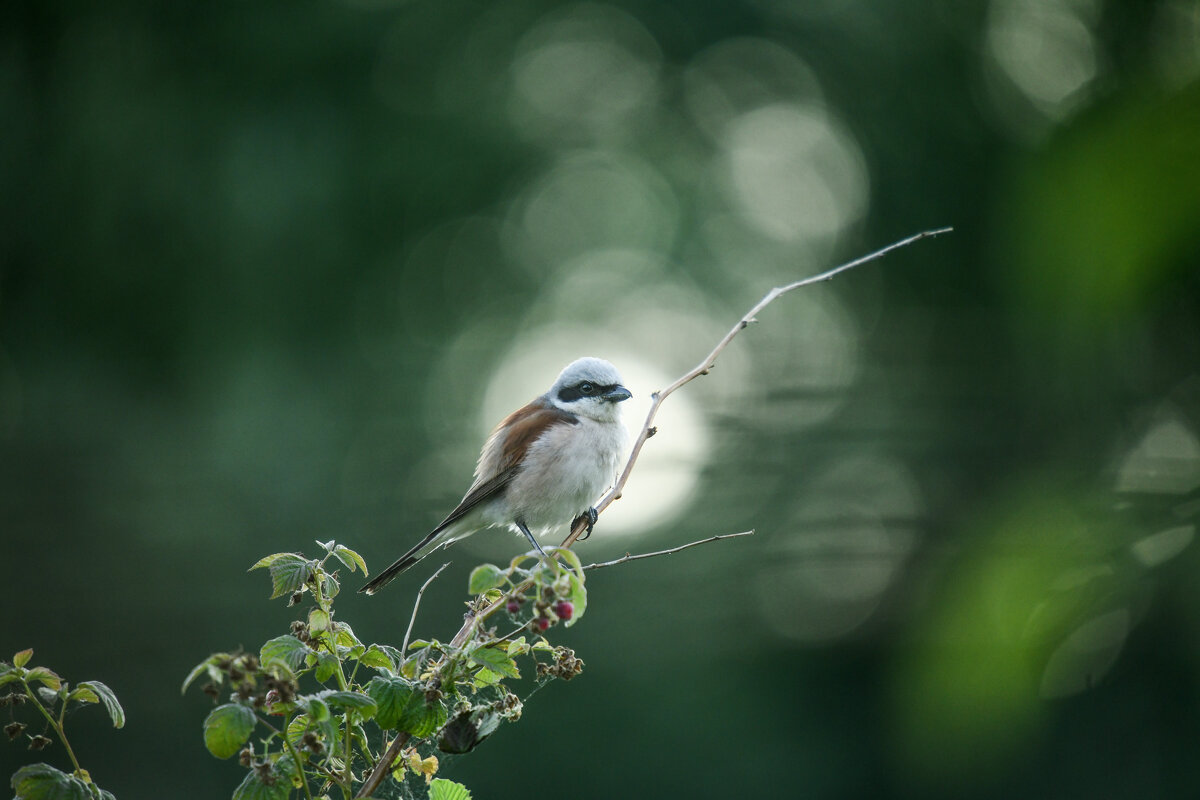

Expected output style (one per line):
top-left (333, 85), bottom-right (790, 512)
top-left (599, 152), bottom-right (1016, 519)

top-left (574, 507), bottom-right (599, 540)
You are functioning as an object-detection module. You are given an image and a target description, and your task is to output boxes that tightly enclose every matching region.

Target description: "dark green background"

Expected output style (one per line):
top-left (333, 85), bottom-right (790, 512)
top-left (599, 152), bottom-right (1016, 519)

top-left (4, 0), bottom-right (1200, 797)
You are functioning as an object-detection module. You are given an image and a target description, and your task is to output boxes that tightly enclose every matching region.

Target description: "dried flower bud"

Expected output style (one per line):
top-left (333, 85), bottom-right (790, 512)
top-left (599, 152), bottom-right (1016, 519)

top-left (4, 721), bottom-right (26, 740)
top-left (29, 734), bottom-right (53, 751)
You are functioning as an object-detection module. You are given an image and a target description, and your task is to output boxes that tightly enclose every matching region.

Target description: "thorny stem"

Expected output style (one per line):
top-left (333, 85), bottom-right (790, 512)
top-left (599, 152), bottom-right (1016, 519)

top-left (444, 227), bottom-right (951, 649)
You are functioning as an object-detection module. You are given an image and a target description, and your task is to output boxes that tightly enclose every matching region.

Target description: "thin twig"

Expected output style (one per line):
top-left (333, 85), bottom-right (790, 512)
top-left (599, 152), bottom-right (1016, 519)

top-left (447, 227), bottom-right (951, 649)
top-left (403, 562), bottom-right (451, 655)
top-left (581, 530), bottom-right (755, 571)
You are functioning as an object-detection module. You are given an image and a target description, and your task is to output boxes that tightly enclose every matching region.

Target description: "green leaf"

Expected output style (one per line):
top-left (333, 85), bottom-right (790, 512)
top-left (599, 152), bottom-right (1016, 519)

top-left (565, 572), bottom-right (587, 628)
top-left (469, 646), bottom-right (520, 679)
top-left (367, 675), bottom-right (447, 736)
top-left (313, 651), bottom-right (340, 683)
top-left (181, 654), bottom-right (227, 694)
top-left (307, 697), bottom-right (331, 722)
top-left (25, 666), bottom-right (61, 691)
top-left (552, 546), bottom-right (584, 573)
top-left (357, 645), bottom-right (395, 672)
top-left (77, 681), bottom-right (125, 729)
top-left (259, 635), bottom-right (308, 673)
top-left (13, 648), bottom-right (33, 668)
top-left (317, 690), bottom-right (377, 716)
top-left (308, 608), bottom-right (331, 633)
top-left (333, 545), bottom-right (368, 575)
top-left (203, 703), bottom-right (257, 759)
top-left (437, 710), bottom-right (501, 754)
top-left (467, 564), bottom-right (506, 595)
top-left (250, 553), bottom-right (313, 599)
top-left (429, 778), bottom-right (473, 800)
top-left (333, 622), bottom-right (362, 650)
top-left (232, 765), bottom-right (291, 800)
top-left (11, 763), bottom-right (91, 800)
top-left (68, 685), bottom-right (99, 704)
top-left (471, 668), bottom-right (503, 689)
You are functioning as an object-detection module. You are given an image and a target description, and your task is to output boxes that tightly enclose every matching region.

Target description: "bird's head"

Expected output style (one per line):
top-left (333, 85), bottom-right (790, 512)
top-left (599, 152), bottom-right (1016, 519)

top-left (548, 357), bottom-right (632, 422)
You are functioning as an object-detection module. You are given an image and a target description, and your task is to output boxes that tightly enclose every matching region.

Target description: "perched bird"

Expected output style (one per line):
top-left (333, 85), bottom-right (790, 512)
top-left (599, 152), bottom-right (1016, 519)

top-left (359, 357), bottom-right (632, 595)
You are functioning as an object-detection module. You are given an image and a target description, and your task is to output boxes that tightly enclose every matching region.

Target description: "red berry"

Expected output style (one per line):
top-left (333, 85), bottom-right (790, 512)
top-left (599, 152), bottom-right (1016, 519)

top-left (553, 600), bottom-right (574, 621)
top-left (505, 600), bottom-right (521, 614)
top-left (535, 616), bottom-right (551, 631)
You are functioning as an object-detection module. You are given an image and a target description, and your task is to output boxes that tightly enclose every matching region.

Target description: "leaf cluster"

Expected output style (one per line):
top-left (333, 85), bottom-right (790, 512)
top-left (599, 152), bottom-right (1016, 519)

top-left (184, 540), bottom-right (588, 798)
top-left (2, 649), bottom-right (124, 800)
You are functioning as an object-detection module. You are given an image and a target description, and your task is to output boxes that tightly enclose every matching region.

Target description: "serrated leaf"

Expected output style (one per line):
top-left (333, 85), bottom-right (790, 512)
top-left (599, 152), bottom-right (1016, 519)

top-left (323, 572), bottom-right (340, 600)
top-left (11, 763), bottom-right (91, 800)
top-left (565, 573), bottom-right (587, 627)
top-left (25, 666), bottom-right (61, 691)
top-left (358, 645), bottom-right (395, 671)
top-left (77, 681), bottom-right (125, 729)
top-left (506, 637), bottom-right (528, 657)
top-left (467, 564), bottom-right (506, 595)
top-left (285, 713), bottom-right (309, 748)
top-left (232, 765), bottom-right (292, 800)
top-left (367, 675), bottom-right (447, 736)
top-left (37, 686), bottom-right (59, 704)
top-left (249, 552), bottom-right (300, 571)
top-left (469, 646), bottom-right (520, 679)
top-left (471, 667), bottom-right (503, 689)
top-left (313, 651), bottom-right (340, 683)
top-left (429, 778), bottom-right (473, 800)
top-left (250, 553), bottom-right (313, 599)
top-left (317, 690), bottom-right (377, 716)
top-left (203, 703), bottom-right (257, 759)
top-left (13, 648), bottom-right (33, 668)
top-left (333, 545), bottom-right (368, 575)
top-left (259, 635), bottom-right (308, 673)
top-left (333, 622), bottom-right (362, 649)
top-left (68, 685), bottom-right (99, 704)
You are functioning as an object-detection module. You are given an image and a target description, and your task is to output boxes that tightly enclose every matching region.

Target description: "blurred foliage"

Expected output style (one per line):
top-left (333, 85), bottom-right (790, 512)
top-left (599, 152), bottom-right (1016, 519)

top-left (3, 0), bottom-right (1200, 798)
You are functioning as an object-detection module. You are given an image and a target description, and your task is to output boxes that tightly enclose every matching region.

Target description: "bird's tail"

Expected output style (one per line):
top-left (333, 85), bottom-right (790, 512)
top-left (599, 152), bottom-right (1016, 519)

top-left (358, 528), bottom-right (446, 595)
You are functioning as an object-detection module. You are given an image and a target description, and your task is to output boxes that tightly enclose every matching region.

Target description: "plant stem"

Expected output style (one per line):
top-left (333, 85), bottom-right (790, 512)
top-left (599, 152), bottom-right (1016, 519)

top-left (21, 678), bottom-right (84, 776)
top-left (262, 714), bottom-right (316, 800)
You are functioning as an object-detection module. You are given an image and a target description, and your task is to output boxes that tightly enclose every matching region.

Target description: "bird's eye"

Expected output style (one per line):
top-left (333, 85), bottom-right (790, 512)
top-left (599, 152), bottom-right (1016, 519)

top-left (578, 382), bottom-right (596, 395)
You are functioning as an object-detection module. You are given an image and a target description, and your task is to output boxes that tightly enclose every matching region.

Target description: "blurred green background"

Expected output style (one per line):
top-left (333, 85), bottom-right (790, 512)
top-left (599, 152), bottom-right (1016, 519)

top-left (4, 0), bottom-right (1200, 797)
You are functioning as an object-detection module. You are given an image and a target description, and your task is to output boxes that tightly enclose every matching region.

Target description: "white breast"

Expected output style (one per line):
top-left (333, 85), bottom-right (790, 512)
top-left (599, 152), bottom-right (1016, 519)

top-left (503, 418), bottom-right (627, 535)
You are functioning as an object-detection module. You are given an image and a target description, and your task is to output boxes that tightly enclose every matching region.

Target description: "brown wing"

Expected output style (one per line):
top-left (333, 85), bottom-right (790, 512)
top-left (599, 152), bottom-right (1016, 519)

top-left (435, 400), bottom-right (579, 531)
top-left (359, 400), bottom-right (578, 594)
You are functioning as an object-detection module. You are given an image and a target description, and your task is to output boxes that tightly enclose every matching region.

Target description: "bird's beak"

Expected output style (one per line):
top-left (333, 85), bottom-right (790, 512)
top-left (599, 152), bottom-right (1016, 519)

top-left (603, 385), bottom-right (632, 403)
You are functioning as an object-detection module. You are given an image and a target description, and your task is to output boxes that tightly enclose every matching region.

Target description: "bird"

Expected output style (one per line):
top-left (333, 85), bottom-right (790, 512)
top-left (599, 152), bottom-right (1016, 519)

top-left (359, 356), bottom-right (632, 595)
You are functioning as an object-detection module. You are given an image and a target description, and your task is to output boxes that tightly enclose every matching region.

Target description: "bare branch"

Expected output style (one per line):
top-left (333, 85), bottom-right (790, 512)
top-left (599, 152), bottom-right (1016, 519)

top-left (355, 732), bottom-right (410, 799)
top-left (446, 227), bottom-right (951, 649)
top-left (581, 530), bottom-right (755, 571)
top-left (403, 562), bottom-right (451, 655)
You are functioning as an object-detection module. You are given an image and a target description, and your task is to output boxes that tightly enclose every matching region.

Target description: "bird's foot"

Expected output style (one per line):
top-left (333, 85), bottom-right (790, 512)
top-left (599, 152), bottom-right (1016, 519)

top-left (574, 507), bottom-right (599, 540)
